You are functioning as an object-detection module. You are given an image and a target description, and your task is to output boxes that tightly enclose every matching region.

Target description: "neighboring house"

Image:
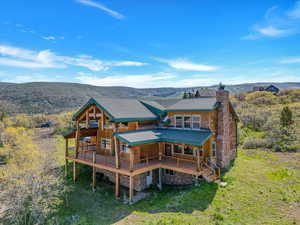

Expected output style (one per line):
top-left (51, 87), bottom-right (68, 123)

top-left (63, 87), bottom-right (239, 202)
top-left (252, 85), bottom-right (280, 95)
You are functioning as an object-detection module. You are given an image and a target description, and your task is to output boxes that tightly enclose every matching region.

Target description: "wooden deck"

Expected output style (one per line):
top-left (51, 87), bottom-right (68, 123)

top-left (66, 150), bottom-right (211, 177)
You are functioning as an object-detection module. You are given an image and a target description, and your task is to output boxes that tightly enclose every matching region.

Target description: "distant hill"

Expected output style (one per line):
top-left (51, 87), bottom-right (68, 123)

top-left (0, 82), bottom-right (299, 114)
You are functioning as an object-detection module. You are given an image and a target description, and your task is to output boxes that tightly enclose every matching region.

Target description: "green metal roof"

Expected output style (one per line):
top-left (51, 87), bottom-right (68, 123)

top-left (72, 97), bottom-right (158, 122)
top-left (114, 128), bottom-right (212, 146)
top-left (165, 98), bottom-right (219, 112)
top-left (72, 97), bottom-right (221, 123)
top-left (140, 98), bottom-right (220, 113)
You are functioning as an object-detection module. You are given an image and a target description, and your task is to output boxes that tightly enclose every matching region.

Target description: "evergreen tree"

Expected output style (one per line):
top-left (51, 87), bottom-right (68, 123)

top-left (0, 112), bottom-right (8, 121)
top-left (182, 92), bottom-right (188, 99)
top-left (188, 92), bottom-right (194, 99)
top-left (195, 90), bottom-right (200, 98)
top-left (280, 106), bottom-right (293, 128)
top-left (275, 106), bottom-right (298, 151)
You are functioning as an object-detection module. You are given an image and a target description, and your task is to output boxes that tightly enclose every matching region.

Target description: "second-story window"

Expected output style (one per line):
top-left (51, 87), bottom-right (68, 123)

top-left (192, 115), bottom-right (201, 129)
top-left (174, 114), bottom-right (201, 129)
top-left (120, 142), bottom-right (129, 153)
top-left (175, 115), bottom-right (183, 128)
top-left (184, 116), bottom-right (191, 128)
top-left (101, 138), bottom-right (111, 150)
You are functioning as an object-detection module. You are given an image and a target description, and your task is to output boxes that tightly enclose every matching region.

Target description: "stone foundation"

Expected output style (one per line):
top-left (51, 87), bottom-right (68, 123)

top-left (96, 168), bottom-right (160, 191)
top-left (162, 170), bottom-right (194, 185)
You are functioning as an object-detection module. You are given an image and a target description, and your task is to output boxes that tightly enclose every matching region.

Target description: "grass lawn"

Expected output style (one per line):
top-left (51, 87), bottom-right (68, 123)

top-left (56, 149), bottom-right (300, 225)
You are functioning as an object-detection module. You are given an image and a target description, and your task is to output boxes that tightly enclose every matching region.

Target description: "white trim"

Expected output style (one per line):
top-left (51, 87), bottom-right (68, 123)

top-left (120, 142), bottom-right (129, 153)
top-left (101, 138), bottom-right (111, 150)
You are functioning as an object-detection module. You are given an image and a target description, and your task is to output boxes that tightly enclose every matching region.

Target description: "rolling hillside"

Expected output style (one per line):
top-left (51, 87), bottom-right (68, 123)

top-left (0, 81), bottom-right (299, 114)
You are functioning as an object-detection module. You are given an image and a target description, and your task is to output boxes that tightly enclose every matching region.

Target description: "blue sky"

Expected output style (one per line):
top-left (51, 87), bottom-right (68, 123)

top-left (1, 0), bottom-right (300, 88)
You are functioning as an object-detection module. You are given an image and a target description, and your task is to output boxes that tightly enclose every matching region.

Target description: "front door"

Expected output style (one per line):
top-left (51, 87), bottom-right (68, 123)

top-left (165, 144), bottom-right (172, 156)
top-left (146, 171), bottom-right (153, 186)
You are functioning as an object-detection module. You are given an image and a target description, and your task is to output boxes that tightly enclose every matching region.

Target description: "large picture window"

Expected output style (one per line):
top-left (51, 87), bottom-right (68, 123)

top-left (101, 138), bottom-right (111, 150)
top-left (173, 145), bottom-right (183, 154)
top-left (184, 146), bottom-right (194, 155)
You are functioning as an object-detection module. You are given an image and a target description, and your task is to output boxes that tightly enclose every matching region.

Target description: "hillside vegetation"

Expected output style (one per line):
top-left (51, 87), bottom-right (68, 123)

top-left (231, 89), bottom-right (300, 151)
top-left (0, 82), bottom-right (300, 114)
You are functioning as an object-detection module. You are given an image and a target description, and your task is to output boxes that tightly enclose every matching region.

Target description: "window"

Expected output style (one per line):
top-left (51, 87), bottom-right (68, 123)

top-left (175, 115), bottom-right (183, 128)
top-left (192, 115), bottom-right (201, 129)
top-left (184, 146), bottom-right (193, 155)
top-left (212, 141), bottom-right (216, 157)
top-left (174, 114), bottom-right (201, 130)
top-left (184, 116), bottom-right (191, 128)
top-left (120, 142), bottom-right (129, 153)
top-left (101, 138), bottom-right (111, 150)
top-left (164, 169), bottom-right (174, 175)
top-left (119, 122), bottom-right (128, 128)
top-left (173, 145), bottom-right (183, 154)
top-left (195, 147), bottom-right (203, 157)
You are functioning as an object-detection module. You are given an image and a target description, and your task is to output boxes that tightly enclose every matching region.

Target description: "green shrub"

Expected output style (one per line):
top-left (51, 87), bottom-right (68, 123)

top-left (243, 137), bottom-right (271, 149)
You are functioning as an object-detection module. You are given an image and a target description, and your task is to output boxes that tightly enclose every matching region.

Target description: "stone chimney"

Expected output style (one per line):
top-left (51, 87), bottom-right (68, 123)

top-left (216, 83), bottom-right (231, 168)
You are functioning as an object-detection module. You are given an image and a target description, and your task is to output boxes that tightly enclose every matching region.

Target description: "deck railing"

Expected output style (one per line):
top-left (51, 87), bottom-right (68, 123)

top-left (68, 146), bottom-right (203, 174)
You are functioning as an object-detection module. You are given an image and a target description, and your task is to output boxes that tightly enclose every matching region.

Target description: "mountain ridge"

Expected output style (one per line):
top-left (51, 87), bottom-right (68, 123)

top-left (0, 81), bottom-right (299, 114)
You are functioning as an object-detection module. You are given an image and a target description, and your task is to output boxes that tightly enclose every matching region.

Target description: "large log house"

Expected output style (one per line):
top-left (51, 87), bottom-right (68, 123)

top-left (63, 86), bottom-right (238, 202)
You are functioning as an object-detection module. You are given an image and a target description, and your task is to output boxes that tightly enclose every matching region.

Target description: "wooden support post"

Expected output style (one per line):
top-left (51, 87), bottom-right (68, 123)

top-left (93, 106), bottom-right (96, 118)
top-left (129, 148), bottom-right (134, 172)
top-left (75, 121), bottom-right (80, 158)
top-left (115, 173), bottom-right (120, 199)
top-left (85, 111), bottom-right (89, 128)
top-left (177, 158), bottom-right (179, 167)
top-left (146, 149), bottom-right (149, 165)
top-left (129, 176), bottom-right (134, 203)
top-left (101, 111), bottom-right (104, 130)
top-left (92, 151), bottom-right (96, 191)
top-left (96, 129), bottom-right (100, 152)
top-left (73, 161), bottom-right (77, 183)
top-left (197, 148), bottom-right (201, 171)
top-left (65, 138), bottom-right (69, 177)
top-left (158, 168), bottom-right (162, 191)
top-left (114, 136), bottom-right (120, 169)
top-left (158, 143), bottom-right (162, 160)
top-left (215, 167), bottom-right (221, 177)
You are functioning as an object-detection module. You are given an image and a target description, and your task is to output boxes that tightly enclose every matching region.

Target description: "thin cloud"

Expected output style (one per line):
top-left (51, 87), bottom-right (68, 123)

top-left (287, 0), bottom-right (300, 19)
top-left (242, 1), bottom-right (300, 40)
top-left (256, 26), bottom-right (292, 37)
top-left (76, 0), bottom-right (125, 20)
top-left (155, 58), bottom-right (218, 71)
top-left (279, 57), bottom-right (300, 64)
top-left (0, 44), bottom-right (146, 71)
top-left (75, 72), bottom-right (175, 88)
top-left (42, 36), bottom-right (56, 41)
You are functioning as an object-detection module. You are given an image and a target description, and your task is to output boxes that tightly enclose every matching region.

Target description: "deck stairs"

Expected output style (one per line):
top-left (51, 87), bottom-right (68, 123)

top-left (202, 164), bottom-right (220, 183)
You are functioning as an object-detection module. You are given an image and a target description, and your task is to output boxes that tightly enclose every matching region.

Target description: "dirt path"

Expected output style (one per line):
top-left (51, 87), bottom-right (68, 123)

top-left (32, 128), bottom-right (57, 152)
